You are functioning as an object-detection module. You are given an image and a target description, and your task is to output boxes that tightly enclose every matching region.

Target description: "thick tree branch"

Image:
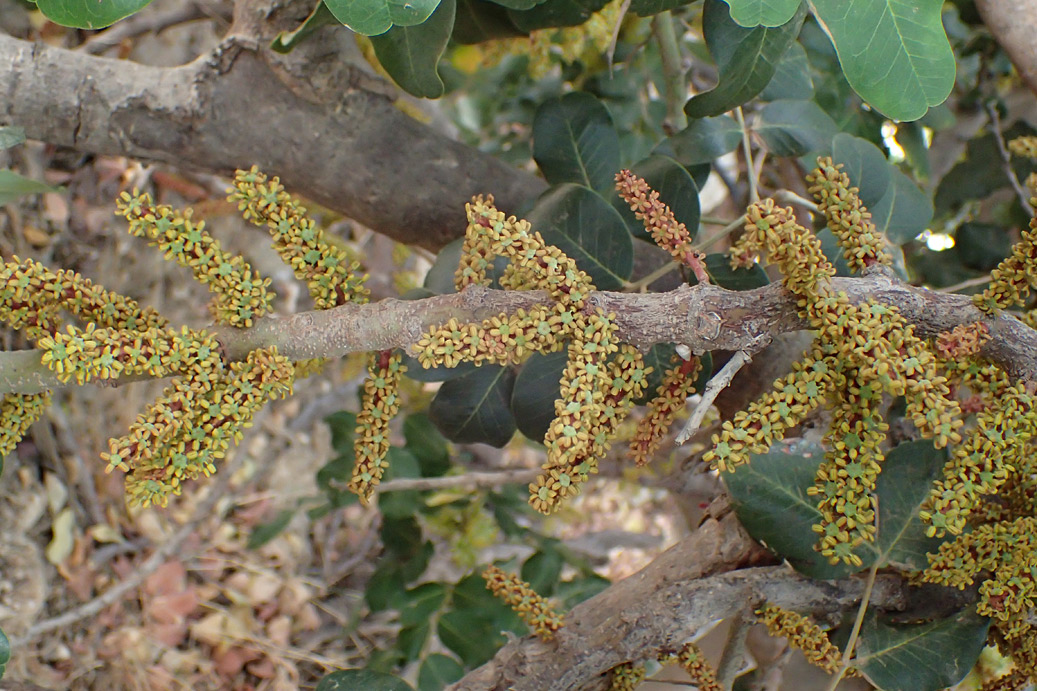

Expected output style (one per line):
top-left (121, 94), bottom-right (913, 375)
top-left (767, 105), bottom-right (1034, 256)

top-left (4, 269), bottom-right (1037, 394)
top-left (977, 0), bottom-right (1037, 96)
top-left (449, 510), bottom-right (909, 690)
top-left (0, 31), bottom-right (545, 250)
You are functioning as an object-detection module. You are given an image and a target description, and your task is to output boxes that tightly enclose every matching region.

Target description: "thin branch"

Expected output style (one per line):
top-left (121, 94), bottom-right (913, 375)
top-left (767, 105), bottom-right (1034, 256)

top-left (651, 12), bottom-right (688, 132)
top-left (985, 102), bottom-right (1034, 215)
top-left (774, 189), bottom-right (819, 212)
top-left (697, 216), bottom-right (745, 250)
top-left (81, 1), bottom-right (232, 55)
top-left (939, 275), bottom-right (992, 293)
top-left (824, 558), bottom-right (881, 691)
top-left (736, 107), bottom-right (758, 205)
top-left (676, 350), bottom-right (752, 445)
top-left (365, 468), bottom-right (541, 493)
top-left (605, 0), bottom-right (632, 75)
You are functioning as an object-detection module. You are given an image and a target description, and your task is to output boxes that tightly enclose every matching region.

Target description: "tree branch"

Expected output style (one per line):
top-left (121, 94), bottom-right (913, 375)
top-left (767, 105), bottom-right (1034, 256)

top-left (977, 0), bottom-right (1037, 96)
top-left (4, 269), bottom-right (1037, 393)
top-left (449, 510), bottom-right (909, 690)
top-left (0, 31), bottom-right (545, 250)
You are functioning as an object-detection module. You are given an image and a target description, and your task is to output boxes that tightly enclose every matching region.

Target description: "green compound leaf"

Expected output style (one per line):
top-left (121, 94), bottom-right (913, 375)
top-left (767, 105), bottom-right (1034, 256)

top-left (755, 99), bottom-right (838, 157)
top-left (527, 184), bottom-right (634, 290)
top-left (324, 0), bottom-right (441, 35)
top-left (854, 607), bottom-right (990, 691)
top-left (831, 134), bottom-right (932, 245)
top-left (0, 170), bottom-right (63, 206)
top-left (533, 93), bottom-right (621, 192)
top-left (507, 0), bottom-right (609, 31)
top-left (418, 654), bottom-right (464, 690)
top-left (0, 127), bottom-right (26, 151)
top-left (721, 0), bottom-right (802, 27)
top-left (808, 0), bottom-right (955, 121)
top-left (429, 365), bottom-right (516, 446)
top-left (370, 0), bottom-right (456, 98)
top-left (723, 441), bottom-right (858, 579)
top-left (611, 154), bottom-right (700, 242)
top-left (511, 350), bottom-right (568, 443)
top-left (33, 0), bottom-right (154, 29)
top-left (664, 115), bottom-right (743, 166)
top-left (685, 0), bottom-right (806, 119)
top-left (316, 669), bottom-right (414, 691)
top-left (759, 41), bottom-right (813, 101)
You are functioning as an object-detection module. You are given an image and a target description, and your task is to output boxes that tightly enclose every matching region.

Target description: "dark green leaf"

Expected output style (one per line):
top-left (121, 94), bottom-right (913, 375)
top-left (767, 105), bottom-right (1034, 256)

top-left (34, 0), bottom-right (154, 28)
top-left (438, 609), bottom-right (508, 667)
top-left (371, 0), bottom-right (456, 98)
top-left (378, 447), bottom-right (423, 518)
top-left (246, 509), bottom-right (295, 550)
top-left (452, 0), bottom-right (526, 43)
top-left (555, 573), bottom-right (611, 608)
top-left (954, 223), bottom-right (1013, 273)
top-left (418, 654), bottom-right (464, 690)
top-left (630, 0), bottom-right (695, 17)
top-left (324, 0), bottom-right (440, 35)
top-left (396, 622), bottom-right (430, 661)
top-left (400, 582), bottom-right (449, 625)
top-left (755, 99), bottom-right (838, 157)
top-left (366, 562), bottom-right (407, 611)
top-left (830, 133), bottom-right (890, 208)
top-left (527, 184), bottom-right (634, 289)
top-left (816, 228), bottom-right (853, 277)
top-left (324, 411), bottom-right (357, 455)
top-left (721, 0), bottom-right (801, 27)
top-left (522, 550), bottom-right (563, 595)
top-left (611, 155), bottom-right (700, 241)
top-left (511, 351), bottom-right (567, 443)
top-left (0, 170), bottom-right (63, 206)
top-left (316, 669), bottom-right (414, 691)
top-left (507, 0), bottom-right (609, 31)
top-left (315, 456), bottom-right (360, 510)
top-left (665, 115), bottom-right (743, 166)
top-left (704, 253), bottom-right (770, 290)
top-left (808, 0), bottom-right (955, 120)
top-left (429, 366), bottom-right (517, 446)
top-left (869, 167), bottom-right (933, 245)
top-left (934, 127), bottom-right (1037, 217)
top-left (0, 127), bottom-right (26, 151)
top-left (855, 607), bottom-right (990, 691)
top-left (685, 0), bottom-right (806, 118)
top-left (487, 0), bottom-right (545, 9)
top-left (723, 441), bottom-right (858, 579)
top-left (532, 93), bottom-right (620, 191)
top-left (759, 41), bottom-right (813, 101)
top-left (404, 413), bottom-right (451, 476)
top-left (272, 2), bottom-right (340, 53)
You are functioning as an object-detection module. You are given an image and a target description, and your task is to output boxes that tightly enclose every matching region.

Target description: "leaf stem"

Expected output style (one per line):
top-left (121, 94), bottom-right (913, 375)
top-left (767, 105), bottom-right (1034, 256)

top-left (824, 558), bottom-right (881, 691)
top-left (652, 12), bottom-right (688, 132)
top-left (736, 107), bottom-right (758, 204)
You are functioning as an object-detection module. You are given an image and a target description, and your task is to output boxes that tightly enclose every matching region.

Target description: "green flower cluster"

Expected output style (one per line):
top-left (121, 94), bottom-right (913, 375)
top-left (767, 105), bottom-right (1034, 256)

top-left (482, 564), bottom-right (565, 640)
top-left (0, 392), bottom-right (51, 457)
top-left (975, 185), bottom-right (1037, 314)
top-left (806, 157), bottom-right (892, 272)
top-left (350, 349), bottom-right (406, 502)
top-left (608, 662), bottom-right (647, 690)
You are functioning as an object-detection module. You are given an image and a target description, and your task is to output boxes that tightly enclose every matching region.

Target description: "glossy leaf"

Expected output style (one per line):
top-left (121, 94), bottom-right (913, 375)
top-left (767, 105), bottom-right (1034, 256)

top-left (324, 411), bottom-right (357, 454)
top-left (532, 93), bottom-right (621, 191)
top-left (429, 366), bottom-right (517, 446)
top-left (399, 582), bottom-right (449, 626)
top-left (507, 0), bottom-right (609, 31)
top-left (830, 133), bottom-right (890, 208)
top-left (439, 573), bottom-right (523, 666)
top-left (704, 253), bottom-right (770, 290)
top-left (665, 115), bottom-right (742, 165)
top-left (272, 2), bottom-right (340, 53)
top-left (317, 669), bottom-right (414, 691)
top-left (246, 509), bottom-right (295, 549)
top-left (418, 654), bottom-right (464, 690)
top-left (403, 413), bottom-right (451, 476)
top-left (371, 0), bottom-right (456, 98)
top-left (34, 0), bottom-right (154, 29)
top-left (685, 0), bottom-right (806, 118)
top-left (452, 0), bottom-right (526, 43)
top-left (527, 184), bottom-right (633, 289)
top-left (855, 607), bottom-right (990, 691)
top-left (555, 573), bottom-right (611, 608)
top-left (511, 351), bottom-right (567, 443)
top-left (723, 441), bottom-right (858, 579)
top-left (611, 154), bottom-right (700, 241)
top-left (487, 0), bottom-right (544, 9)
top-left (808, 0), bottom-right (955, 120)
top-left (755, 99), bottom-right (838, 157)
top-left (522, 549), bottom-right (564, 596)
top-left (0, 171), bottom-right (63, 206)
top-left (630, 0), bottom-right (695, 16)
top-left (324, 0), bottom-right (440, 35)
top-left (396, 622), bottom-right (430, 661)
top-left (378, 447), bottom-right (423, 518)
top-left (0, 127), bottom-right (25, 151)
top-left (759, 41), bottom-right (813, 101)
top-left (721, 0), bottom-right (801, 27)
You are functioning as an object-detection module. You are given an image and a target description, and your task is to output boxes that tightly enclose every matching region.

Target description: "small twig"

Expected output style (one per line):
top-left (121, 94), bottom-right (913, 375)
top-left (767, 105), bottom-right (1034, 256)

top-left (774, 189), bottom-right (819, 212)
top-left (81, 1), bottom-right (231, 55)
top-left (697, 216), bottom-right (744, 250)
top-left (605, 0), bottom-right (632, 75)
top-left (371, 468), bottom-right (541, 493)
top-left (985, 102), bottom-right (1034, 215)
top-left (823, 558), bottom-right (881, 691)
top-left (736, 107), bottom-right (758, 204)
top-left (716, 606), bottom-right (754, 688)
top-left (652, 12), bottom-right (688, 132)
top-left (624, 261), bottom-right (679, 292)
top-left (676, 350), bottom-right (751, 445)
top-left (939, 275), bottom-right (992, 293)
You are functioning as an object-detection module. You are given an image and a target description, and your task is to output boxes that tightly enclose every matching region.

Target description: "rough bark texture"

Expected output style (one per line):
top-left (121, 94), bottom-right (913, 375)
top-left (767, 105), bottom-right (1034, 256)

top-left (977, 0), bottom-right (1037, 95)
top-left (450, 509), bottom-right (908, 691)
top-left (0, 31), bottom-right (545, 251)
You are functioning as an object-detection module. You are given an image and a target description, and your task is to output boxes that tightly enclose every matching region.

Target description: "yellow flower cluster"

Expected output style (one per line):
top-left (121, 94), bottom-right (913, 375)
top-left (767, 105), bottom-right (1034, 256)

top-left (806, 157), bottom-right (891, 272)
top-left (228, 166), bottom-right (369, 309)
top-left (608, 662), bottom-right (646, 690)
top-left (629, 355), bottom-right (702, 467)
top-left (1008, 135), bottom-right (1037, 160)
top-left (416, 308), bottom-right (565, 368)
top-left (975, 187), bottom-right (1037, 314)
top-left (112, 346), bottom-right (294, 508)
top-left (349, 350), bottom-right (406, 503)
top-left (935, 321), bottom-right (990, 360)
top-left (482, 565), bottom-right (565, 640)
top-left (669, 642), bottom-right (721, 691)
top-left (757, 605), bottom-right (845, 674)
top-left (615, 169), bottom-right (710, 283)
top-left (0, 392), bottom-right (52, 457)
top-left (116, 191), bottom-right (273, 327)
